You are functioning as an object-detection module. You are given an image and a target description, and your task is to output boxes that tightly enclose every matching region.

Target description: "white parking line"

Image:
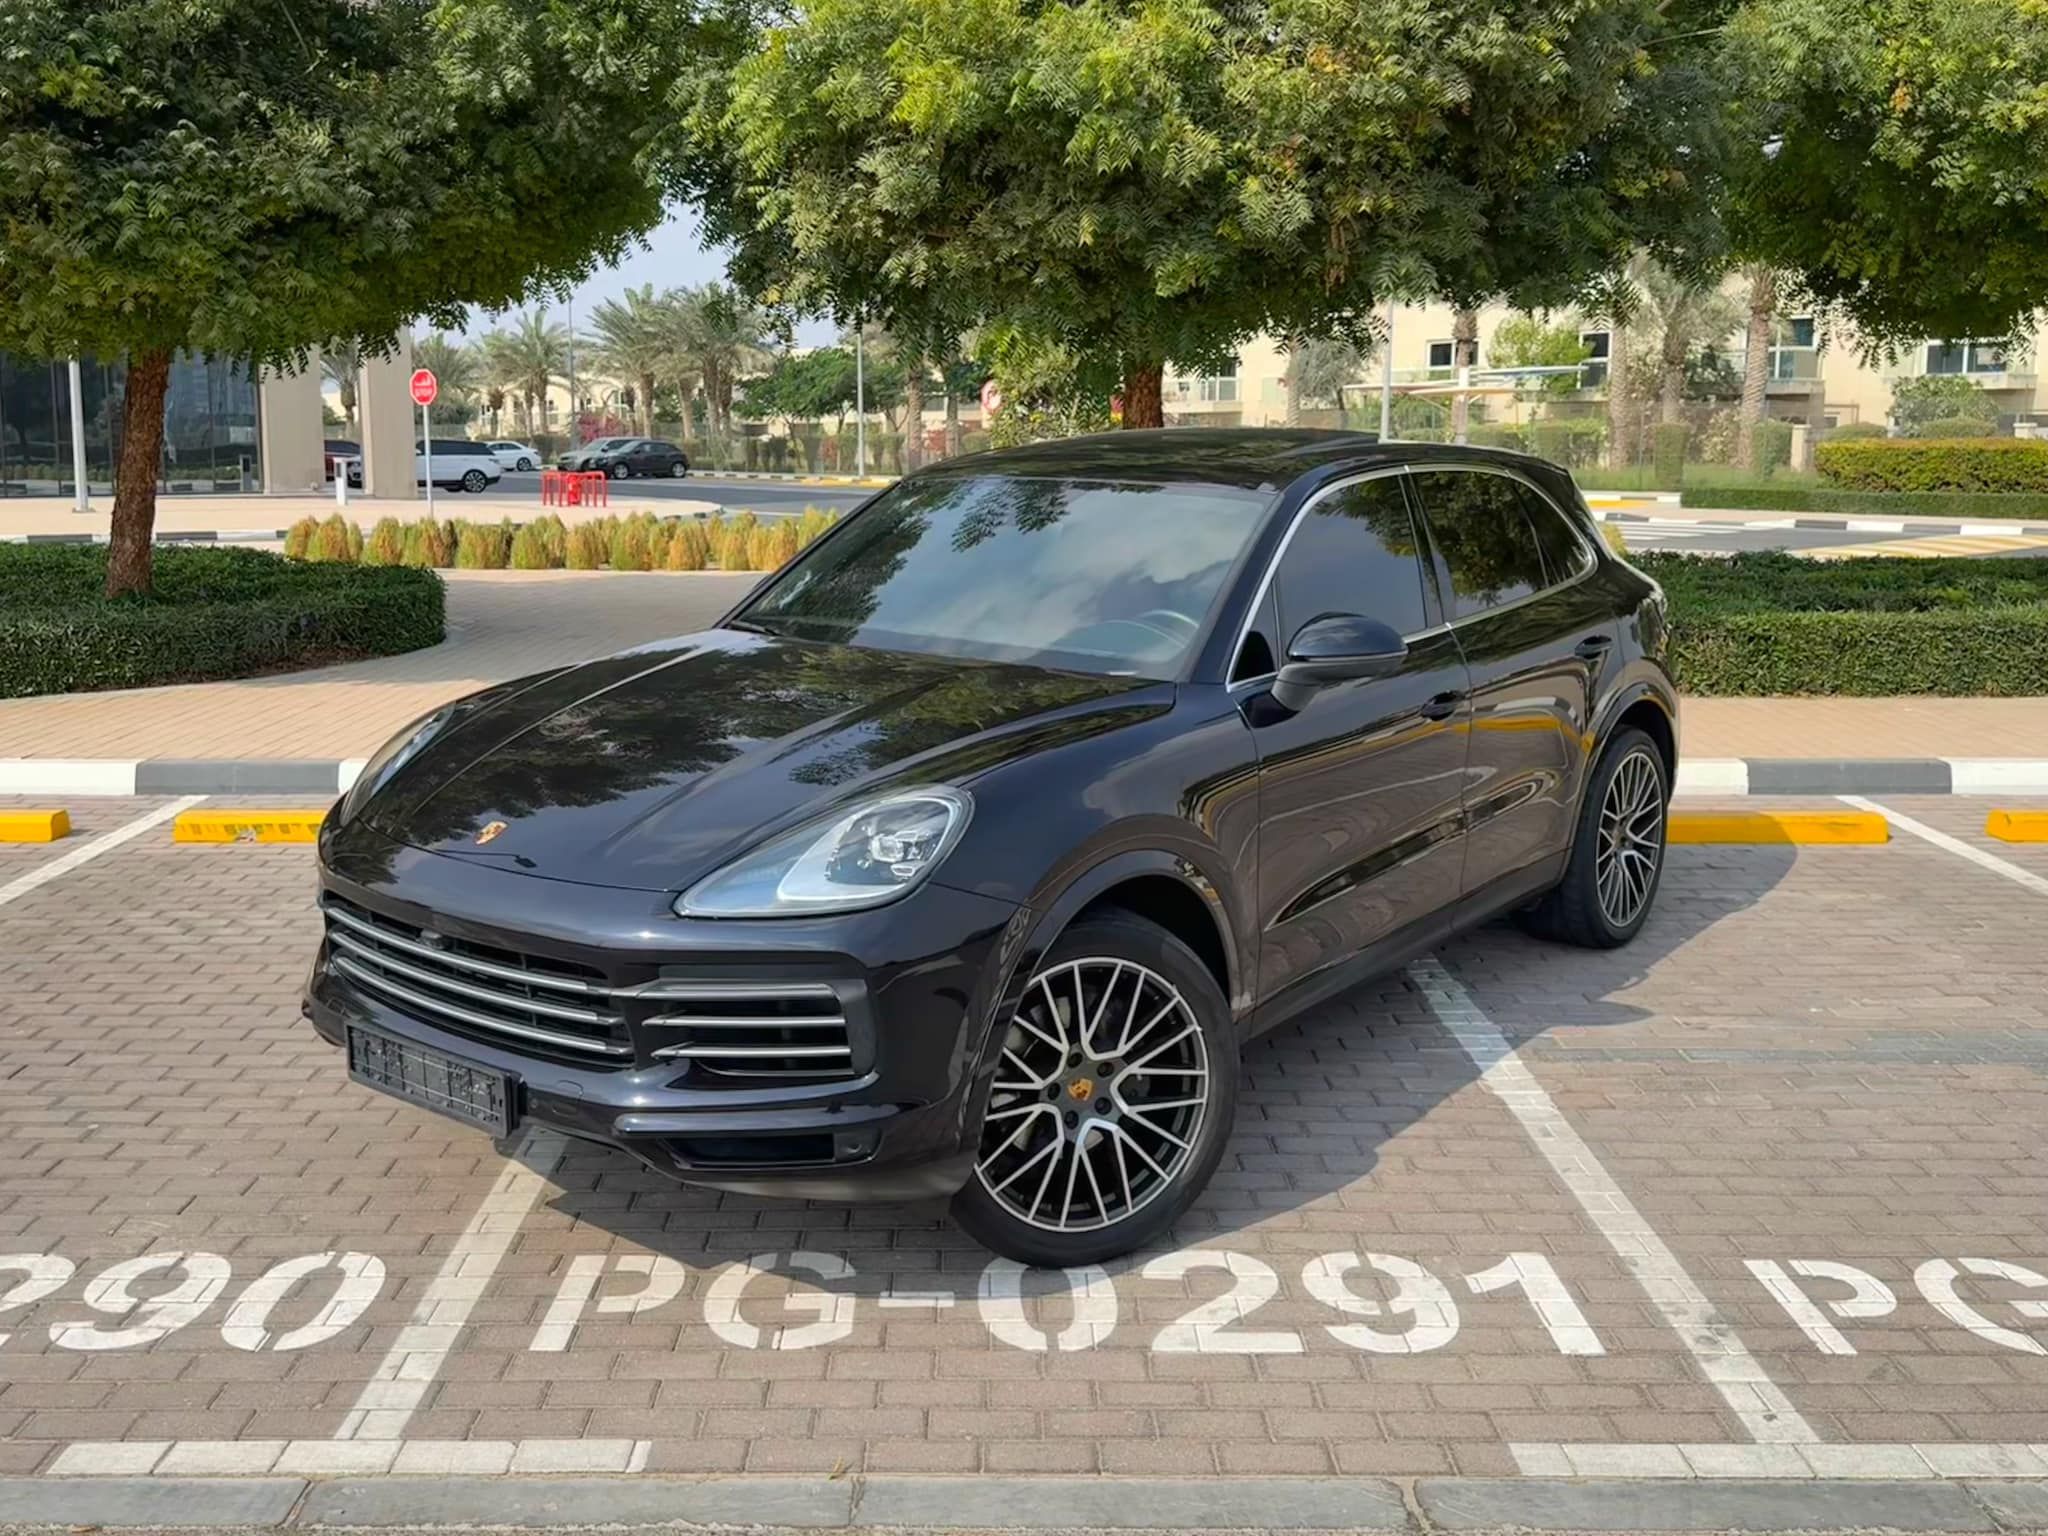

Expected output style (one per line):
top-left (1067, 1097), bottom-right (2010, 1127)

top-left (0, 796), bottom-right (205, 911)
top-left (1411, 957), bottom-right (1820, 1445)
top-left (1840, 796), bottom-right (2048, 898)
top-left (334, 1129), bottom-right (568, 1439)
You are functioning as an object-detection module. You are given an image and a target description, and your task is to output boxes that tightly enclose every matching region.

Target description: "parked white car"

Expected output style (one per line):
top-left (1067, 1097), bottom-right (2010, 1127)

top-left (486, 439), bottom-right (541, 472)
top-left (418, 439), bottom-right (504, 493)
top-left (337, 441), bottom-right (503, 493)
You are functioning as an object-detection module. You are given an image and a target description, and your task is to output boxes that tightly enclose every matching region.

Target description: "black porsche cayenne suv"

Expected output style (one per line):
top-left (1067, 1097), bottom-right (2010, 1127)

top-left (308, 429), bottom-right (1676, 1265)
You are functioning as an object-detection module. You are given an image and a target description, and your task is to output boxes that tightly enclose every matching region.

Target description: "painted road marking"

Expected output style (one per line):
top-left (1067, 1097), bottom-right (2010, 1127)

top-left (1805, 531), bottom-right (2048, 560)
top-left (1987, 809), bottom-right (2048, 842)
top-left (0, 796), bottom-right (204, 911)
top-left (333, 1129), bottom-right (567, 1439)
top-left (1668, 810), bottom-right (1888, 844)
top-left (172, 806), bottom-right (325, 843)
top-left (1510, 1442), bottom-right (2048, 1479)
top-left (1840, 796), bottom-right (2048, 899)
top-left (0, 809), bottom-right (69, 842)
top-left (1412, 956), bottom-right (1820, 1445)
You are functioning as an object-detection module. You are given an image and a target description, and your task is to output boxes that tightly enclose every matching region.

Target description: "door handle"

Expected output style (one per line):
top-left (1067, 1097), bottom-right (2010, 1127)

top-left (1574, 635), bottom-right (1614, 661)
top-left (1420, 690), bottom-right (1466, 721)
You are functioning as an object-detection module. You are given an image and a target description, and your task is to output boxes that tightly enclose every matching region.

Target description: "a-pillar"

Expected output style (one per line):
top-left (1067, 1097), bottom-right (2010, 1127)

top-left (358, 336), bottom-right (419, 500)
top-left (258, 353), bottom-right (326, 495)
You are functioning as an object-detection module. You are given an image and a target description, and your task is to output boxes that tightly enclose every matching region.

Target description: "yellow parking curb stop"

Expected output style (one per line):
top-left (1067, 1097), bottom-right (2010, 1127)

top-left (1986, 810), bottom-right (2048, 843)
top-left (1667, 810), bottom-right (1888, 845)
top-left (0, 809), bottom-right (71, 843)
top-left (173, 808), bottom-right (325, 844)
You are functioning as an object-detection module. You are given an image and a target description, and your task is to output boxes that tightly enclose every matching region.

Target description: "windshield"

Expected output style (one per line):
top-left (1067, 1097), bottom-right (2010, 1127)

top-left (736, 475), bottom-right (1270, 677)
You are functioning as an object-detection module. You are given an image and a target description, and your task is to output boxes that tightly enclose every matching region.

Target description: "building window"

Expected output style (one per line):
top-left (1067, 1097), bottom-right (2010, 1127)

top-left (1770, 315), bottom-right (1818, 381)
top-left (1576, 331), bottom-right (1609, 387)
top-left (1196, 362), bottom-right (1239, 403)
top-left (1926, 341), bottom-right (2009, 375)
top-left (1426, 340), bottom-right (1455, 370)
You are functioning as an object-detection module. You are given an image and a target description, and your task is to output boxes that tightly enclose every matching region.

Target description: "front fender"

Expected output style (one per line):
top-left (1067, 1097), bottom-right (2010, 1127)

top-left (1591, 665), bottom-right (1680, 764)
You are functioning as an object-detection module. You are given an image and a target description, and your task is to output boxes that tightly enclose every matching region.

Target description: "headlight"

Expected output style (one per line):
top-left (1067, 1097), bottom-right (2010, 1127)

top-left (678, 787), bottom-right (972, 918)
top-left (336, 705), bottom-right (454, 823)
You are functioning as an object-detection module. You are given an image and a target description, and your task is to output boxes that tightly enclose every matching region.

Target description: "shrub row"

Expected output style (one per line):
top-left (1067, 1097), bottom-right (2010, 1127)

top-left (1632, 551), bottom-right (2048, 696)
top-left (1814, 436), bottom-right (2048, 493)
top-left (0, 545), bottom-right (445, 699)
top-left (283, 509), bottom-right (839, 574)
top-left (1676, 484), bottom-right (2048, 521)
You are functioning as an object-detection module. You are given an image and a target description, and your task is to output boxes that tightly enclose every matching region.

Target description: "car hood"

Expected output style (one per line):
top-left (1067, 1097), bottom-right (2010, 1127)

top-left (356, 630), bottom-right (1164, 892)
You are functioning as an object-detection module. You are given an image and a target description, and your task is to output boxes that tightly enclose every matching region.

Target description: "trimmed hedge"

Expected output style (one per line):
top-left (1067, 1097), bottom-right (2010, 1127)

top-left (1635, 551), bottom-right (2048, 696)
top-left (0, 545), bottom-right (445, 698)
top-left (1677, 484), bottom-right (2048, 520)
top-left (1814, 436), bottom-right (2048, 493)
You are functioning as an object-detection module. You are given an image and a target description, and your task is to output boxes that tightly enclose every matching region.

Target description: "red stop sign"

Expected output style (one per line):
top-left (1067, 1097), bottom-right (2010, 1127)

top-left (409, 368), bottom-right (438, 406)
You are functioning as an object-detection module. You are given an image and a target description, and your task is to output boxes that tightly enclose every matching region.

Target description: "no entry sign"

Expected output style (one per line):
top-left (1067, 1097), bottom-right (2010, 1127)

top-left (409, 368), bottom-right (438, 407)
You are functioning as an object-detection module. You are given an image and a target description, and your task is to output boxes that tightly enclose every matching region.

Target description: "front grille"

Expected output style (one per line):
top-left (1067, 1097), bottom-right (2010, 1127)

top-left (640, 982), bottom-right (855, 1080)
top-left (323, 897), bottom-right (632, 1064)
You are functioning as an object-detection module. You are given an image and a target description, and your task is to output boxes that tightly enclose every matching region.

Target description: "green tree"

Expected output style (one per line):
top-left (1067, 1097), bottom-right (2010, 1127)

top-left (1721, 0), bottom-right (2048, 347)
top-left (0, 0), bottom-right (700, 596)
top-left (482, 309), bottom-right (571, 440)
top-left (585, 285), bottom-right (670, 435)
top-left (667, 284), bottom-right (776, 436)
top-left (414, 333), bottom-right (479, 429)
top-left (1635, 262), bottom-right (1743, 423)
top-left (1890, 375), bottom-right (1999, 436)
top-left (1732, 266), bottom-right (1781, 471)
top-left (1487, 316), bottom-right (1594, 399)
top-left (322, 340), bottom-right (363, 436)
top-left (697, 0), bottom-right (1719, 433)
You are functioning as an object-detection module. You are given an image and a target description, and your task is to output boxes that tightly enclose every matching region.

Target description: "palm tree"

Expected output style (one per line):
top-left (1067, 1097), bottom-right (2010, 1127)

top-left (480, 308), bottom-right (570, 439)
top-left (585, 285), bottom-right (669, 436)
top-left (413, 333), bottom-right (480, 430)
top-left (322, 340), bottom-right (362, 435)
top-left (1448, 305), bottom-right (1481, 441)
top-left (1734, 265), bottom-right (1780, 470)
top-left (666, 284), bottom-right (774, 437)
top-left (1637, 262), bottom-right (1742, 424)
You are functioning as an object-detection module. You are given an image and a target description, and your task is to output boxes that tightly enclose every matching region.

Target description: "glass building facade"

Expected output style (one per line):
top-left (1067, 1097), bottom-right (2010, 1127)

top-left (0, 351), bottom-right (262, 496)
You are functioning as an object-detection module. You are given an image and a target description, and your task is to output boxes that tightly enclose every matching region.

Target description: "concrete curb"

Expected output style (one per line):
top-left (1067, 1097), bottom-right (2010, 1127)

top-left (1590, 507), bottom-right (2048, 537)
top-left (1, 1473), bottom-right (2041, 1531)
top-left (8, 757), bottom-right (2048, 799)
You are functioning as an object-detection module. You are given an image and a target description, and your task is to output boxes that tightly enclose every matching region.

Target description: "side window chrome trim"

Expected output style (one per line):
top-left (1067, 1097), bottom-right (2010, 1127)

top-left (1225, 464), bottom-right (1421, 692)
top-left (1407, 461), bottom-right (1599, 629)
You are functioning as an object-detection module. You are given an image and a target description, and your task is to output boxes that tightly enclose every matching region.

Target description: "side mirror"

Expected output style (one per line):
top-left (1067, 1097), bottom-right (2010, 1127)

top-left (1270, 614), bottom-right (1408, 712)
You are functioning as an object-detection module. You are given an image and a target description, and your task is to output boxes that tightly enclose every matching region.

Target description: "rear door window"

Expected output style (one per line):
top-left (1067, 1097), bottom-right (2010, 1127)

top-left (1515, 482), bottom-right (1594, 586)
top-left (1408, 470), bottom-right (1549, 618)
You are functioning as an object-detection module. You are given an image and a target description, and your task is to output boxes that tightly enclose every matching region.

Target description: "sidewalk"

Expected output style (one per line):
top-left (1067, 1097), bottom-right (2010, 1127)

top-left (0, 493), bottom-right (718, 543)
top-left (1, 567), bottom-right (2044, 762)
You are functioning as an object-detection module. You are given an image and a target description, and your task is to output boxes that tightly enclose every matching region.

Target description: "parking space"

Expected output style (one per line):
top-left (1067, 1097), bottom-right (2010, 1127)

top-left (1, 797), bottom-right (2045, 1481)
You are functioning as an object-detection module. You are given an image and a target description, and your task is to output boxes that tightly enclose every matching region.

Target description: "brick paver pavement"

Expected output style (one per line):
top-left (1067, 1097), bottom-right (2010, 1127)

top-left (2, 567), bottom-right (2043, 763)
top-left (0, 571), bottom-right (755, 758)
top-left (2, 794), bottom-right (2044, 1477)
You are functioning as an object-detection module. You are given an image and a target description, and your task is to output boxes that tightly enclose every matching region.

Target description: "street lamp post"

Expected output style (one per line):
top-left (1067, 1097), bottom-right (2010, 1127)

top-left (855, 323), bottom-right (867, 476)
top-left (1379, 299), bottom-right (1395, 441)
top-left (68, 358), bottom-right (90, 512)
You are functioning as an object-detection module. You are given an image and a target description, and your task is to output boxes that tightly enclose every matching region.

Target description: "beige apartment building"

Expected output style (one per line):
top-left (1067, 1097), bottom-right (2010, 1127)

top-left (1162, 299), bottom-right (2047, 446)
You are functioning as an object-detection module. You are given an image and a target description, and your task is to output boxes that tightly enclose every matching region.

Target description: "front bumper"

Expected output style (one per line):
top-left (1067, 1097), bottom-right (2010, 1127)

top-left (306, 817), bottom-right (1024, 1201)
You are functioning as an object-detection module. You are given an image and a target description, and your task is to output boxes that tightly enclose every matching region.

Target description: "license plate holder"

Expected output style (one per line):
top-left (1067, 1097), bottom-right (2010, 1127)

top-left (348, 1026), bottom-right (516, 1137)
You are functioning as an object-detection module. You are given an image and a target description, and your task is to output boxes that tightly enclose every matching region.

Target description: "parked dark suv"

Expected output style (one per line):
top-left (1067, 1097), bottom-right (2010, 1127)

top-left (307, 429), bottom-right (1676, 1264)
top-left (558, 437), bottom-right (689, 479)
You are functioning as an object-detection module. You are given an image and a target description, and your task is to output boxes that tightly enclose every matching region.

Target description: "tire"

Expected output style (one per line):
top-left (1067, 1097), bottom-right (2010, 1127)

top-left (668, 459), bottom-right (688, 478)
top-left (609, 462), bottom-right (629, 480)
top-left (1520, 726), bottom-right (1669, 948)
top-left (950, 914), bottom-right (1238, 1266)
top-left (461, 469), bottom-right (488, 494)
top-left (517, 457), bottom-right (534, 472)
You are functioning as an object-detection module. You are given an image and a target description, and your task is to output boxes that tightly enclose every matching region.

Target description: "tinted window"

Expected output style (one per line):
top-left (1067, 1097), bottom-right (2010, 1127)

top-left (1410, 469), bottom-right (1548, 618)
top-left (1515, 483), bottom-right (1592, 586)
top-left (649, 441), bottom-right (679, 454)
top-left (425, 439), bottom-right (486, 456)
top-left (1271, 477), bottom-right (1429, 645)
top-left (742, 475), bottom-right (1269, 678)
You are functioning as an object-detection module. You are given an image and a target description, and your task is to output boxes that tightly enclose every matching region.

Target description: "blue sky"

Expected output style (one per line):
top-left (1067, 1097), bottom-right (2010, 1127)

top-left (452, 207), bottom-right (837, 348)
